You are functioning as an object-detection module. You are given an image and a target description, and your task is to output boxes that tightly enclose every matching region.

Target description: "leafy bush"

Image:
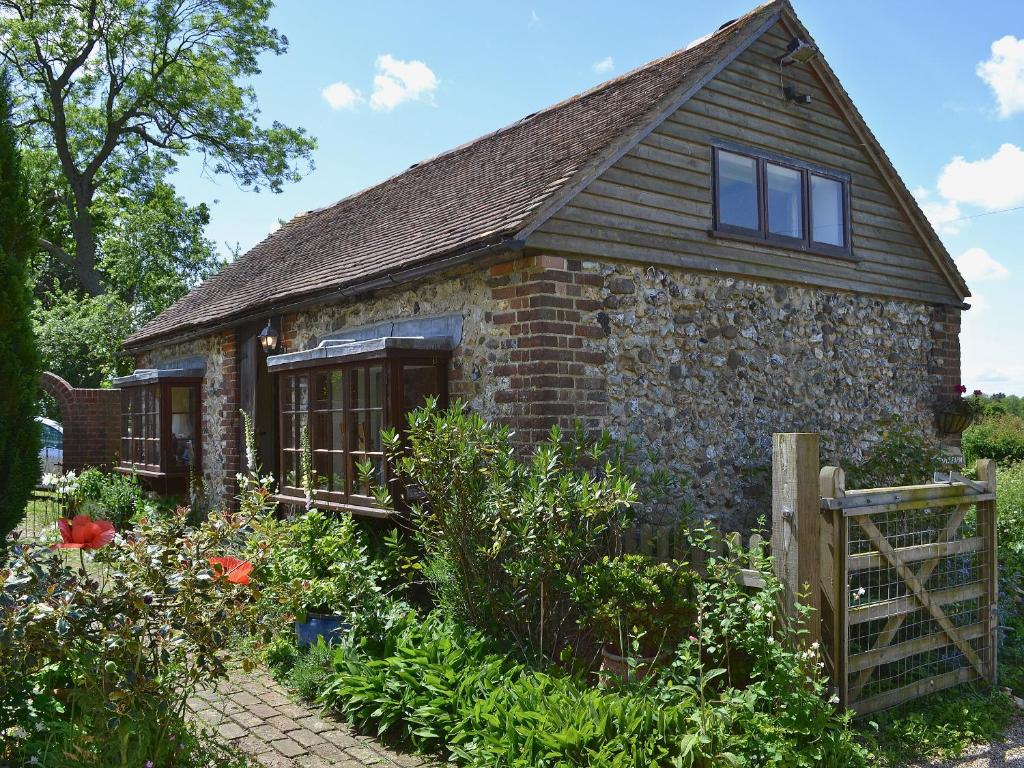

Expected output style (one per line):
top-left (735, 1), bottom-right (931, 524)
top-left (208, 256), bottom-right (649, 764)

top-left (0, 69), bottom-right (40, 551)
top-left (0, 507), bottom-right (268, 766)
top-left (320, 534), bottom-right (869, 767)
top-left (254, 509), bottom-right (395, 638)
top-left (569, 554), bottom-right (697, 657)
top-left (378, 400), bottom-right (638, 662)
top-left (995, 462), bottom-right (1024, 696)
top-left (288, 639), bottom-right (336, 702)
top-left (76, 466), bottom-right (150, 528)
top-left (963, 413), bottom-right (1024, 465)
top-left (841, 416), bottom-right (949, 489)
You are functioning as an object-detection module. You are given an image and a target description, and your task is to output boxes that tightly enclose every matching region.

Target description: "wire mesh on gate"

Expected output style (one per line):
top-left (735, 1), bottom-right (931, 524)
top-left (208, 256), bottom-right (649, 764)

top-left (18, 490), bottom-right (68, 542)
top-left (844, 499), bottom-right (995, 711)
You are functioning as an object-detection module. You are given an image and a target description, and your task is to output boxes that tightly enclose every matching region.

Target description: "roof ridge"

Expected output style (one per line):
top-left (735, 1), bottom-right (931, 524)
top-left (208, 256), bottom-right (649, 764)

top-left (294, 1), bottom-right (781, 225)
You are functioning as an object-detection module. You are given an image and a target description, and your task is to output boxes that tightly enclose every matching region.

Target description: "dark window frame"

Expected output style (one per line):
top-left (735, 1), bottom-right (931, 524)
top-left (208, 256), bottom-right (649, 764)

top-left (117, 378), bottom-right (202, 491)
top-left (274, 348), bottom-right (449, 517)
top-left (711, 143), bottom-right (855, 261)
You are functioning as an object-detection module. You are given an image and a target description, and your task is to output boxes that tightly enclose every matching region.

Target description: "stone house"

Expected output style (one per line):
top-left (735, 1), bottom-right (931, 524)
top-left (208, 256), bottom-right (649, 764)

top-left (118, 0), bottom-right (969, 527)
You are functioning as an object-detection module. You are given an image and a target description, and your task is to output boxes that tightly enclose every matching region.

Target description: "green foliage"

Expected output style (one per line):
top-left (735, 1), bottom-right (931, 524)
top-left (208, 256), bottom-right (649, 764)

top-left (841, 416), bottom-right (949, 489)
top-left (866, 684), bottom-right (1013, 765)
top-left (1, 0), bottom-right (315, 300)
top-left (287, 639), bottom-right (339, 702)
top-left (995, 462), bottom-right (1024, 696)
top-left (0, 69), bottom-right (40, 548)
top-left (380, 400), bottom-right (639, 662)
top-left (33, 288), bottom-right (135, 386)
top-left (0, 507), bottom-right (270, 766)
top-left (963, 413), bottom-right (1024, 465)
top-left (254, 509), bottom-right (393, 631)
top-left (319, 532), bottom-right (869, 767)
top-left (569, 554), bottom-right (697, 656)
top-left (76, 467), bottom-right (150, 528)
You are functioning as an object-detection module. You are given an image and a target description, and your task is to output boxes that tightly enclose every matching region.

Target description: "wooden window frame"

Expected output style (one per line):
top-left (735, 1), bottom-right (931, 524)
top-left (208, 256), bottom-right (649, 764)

top-left (274, 349), bottom-right (450, 517)
top-left (711, 143), bottom-right (856, 261)
top-left (117, 378), bottom-right (202, 493)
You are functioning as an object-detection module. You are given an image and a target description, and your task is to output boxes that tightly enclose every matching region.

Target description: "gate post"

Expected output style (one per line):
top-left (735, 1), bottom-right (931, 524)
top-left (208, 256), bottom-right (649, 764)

top-left (771, 433), bottom-right (821, 647)
top-left (977, 458), bottom-right (998, 685)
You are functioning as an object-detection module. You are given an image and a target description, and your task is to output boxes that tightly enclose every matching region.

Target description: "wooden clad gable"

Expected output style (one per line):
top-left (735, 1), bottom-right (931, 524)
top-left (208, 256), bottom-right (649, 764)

top-left (528, 18), bottom-right (966, 306)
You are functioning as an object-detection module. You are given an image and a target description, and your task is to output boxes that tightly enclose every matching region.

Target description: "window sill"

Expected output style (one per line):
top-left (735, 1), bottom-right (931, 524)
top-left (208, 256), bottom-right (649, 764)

top-left (708, 229), bottom-right (862, 263)
top-left (272, 493), bottom-right (396, 519)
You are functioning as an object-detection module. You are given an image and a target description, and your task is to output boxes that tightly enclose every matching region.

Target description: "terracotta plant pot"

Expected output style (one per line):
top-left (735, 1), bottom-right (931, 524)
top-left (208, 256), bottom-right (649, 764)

top-left (936, 409), bottom-right (973, 434)
top-left (599, 646), bottom-right (662, 684)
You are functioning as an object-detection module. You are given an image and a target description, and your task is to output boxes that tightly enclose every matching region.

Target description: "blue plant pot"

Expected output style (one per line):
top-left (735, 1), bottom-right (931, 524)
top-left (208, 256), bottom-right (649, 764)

top-left (294, 612), bottom-right (350, 648)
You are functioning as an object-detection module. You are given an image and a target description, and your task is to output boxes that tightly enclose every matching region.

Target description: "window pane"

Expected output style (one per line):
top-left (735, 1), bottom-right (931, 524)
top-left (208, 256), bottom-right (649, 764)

top-left (349, 411), bottom-right (382, 453)
top-left (368, 366), bottom-right (384, 408)
top-left (331, 370), bottom-right (343, 409)
top-left (171, 386), bottom-right (191, 412)
top-left (351, 455), bottom-right (382, 497)
top-left (171, 412), bottom-right (194, 467)
top-left (332, 411), bottom-right (344, 451)
top-left (313, 452), bottom-right (331, 493)
top-left (717, 151), bottom-right (759, 230)
top-left (811, 175), bottom-right (845, 246)
top-left (313, 412), bottom-right (333, 450)
top-left (148, 439), bottom-right (161, 467)
top-left (402, 364), bottom-right (440, 416)
top-left (766, 163), bottom-right (804, 239)
top-left (351, 367), bottom-right (366, 409)
top-left (134, 439), bottom-right (145, 463)
top-left (281, 414), bottom-right (296, 450)
top-left (332, 452), bottom-right (346, 494)
top-left (282, 451), bottom-right (300, 488)
top-left (314, 372), bottom-right (332, 410)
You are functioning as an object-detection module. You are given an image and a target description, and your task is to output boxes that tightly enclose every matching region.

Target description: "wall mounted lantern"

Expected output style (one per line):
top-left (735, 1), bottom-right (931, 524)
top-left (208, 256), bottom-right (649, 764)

top-left (258, 319), bottom-right (279, 354)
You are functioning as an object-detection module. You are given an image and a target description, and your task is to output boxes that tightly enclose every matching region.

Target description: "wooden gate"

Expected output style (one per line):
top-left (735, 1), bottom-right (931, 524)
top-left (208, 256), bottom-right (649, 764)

top-left (819, 460), bottom-right (998, 715)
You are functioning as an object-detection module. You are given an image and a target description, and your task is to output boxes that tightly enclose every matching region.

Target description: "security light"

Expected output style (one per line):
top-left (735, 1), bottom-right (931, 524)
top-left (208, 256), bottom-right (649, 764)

top-left (258, 319), bottom-right (279, 354)
top-left (778, 37), bottom-right (818, 65)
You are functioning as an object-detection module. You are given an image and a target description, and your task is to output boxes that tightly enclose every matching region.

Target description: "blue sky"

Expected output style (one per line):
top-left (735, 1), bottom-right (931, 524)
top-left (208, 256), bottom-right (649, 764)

top-left (171, 1), bottom-right (1024, 393)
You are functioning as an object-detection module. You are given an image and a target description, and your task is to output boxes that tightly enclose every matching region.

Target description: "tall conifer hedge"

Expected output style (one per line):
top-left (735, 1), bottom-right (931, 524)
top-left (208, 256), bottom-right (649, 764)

top-left (0, 69), bottom-right (41, 547)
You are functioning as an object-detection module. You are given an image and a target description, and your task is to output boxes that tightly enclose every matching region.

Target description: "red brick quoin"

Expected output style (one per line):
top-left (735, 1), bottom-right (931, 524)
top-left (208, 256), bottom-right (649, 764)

top-left (483, 254), bottom-right (608, 446)
top-left (40, 371), bottom-right (121, 473)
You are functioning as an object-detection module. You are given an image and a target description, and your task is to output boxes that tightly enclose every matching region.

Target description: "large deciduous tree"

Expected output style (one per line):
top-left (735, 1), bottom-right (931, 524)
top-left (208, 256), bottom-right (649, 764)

top-left (0, 67), bottom-right (41, 546)
top-left (0, 0), bottom-right (314, 295)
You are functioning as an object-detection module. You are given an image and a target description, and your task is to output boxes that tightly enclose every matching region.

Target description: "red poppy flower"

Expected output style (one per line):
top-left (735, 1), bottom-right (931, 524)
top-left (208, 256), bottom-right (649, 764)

top-left (208, 556), bottom-right (253, 586)
top-left (54, 515), bottom-right (116, 550)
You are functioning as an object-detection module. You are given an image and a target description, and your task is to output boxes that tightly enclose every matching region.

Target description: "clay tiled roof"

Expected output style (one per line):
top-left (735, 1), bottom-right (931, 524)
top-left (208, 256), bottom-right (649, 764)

top-left (124, 2), bottom-right (781, 348)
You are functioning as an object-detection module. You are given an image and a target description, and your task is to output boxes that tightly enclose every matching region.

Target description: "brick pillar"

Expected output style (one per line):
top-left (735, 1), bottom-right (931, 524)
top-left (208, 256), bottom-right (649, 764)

top-left (221, 330), bottom-right (242, 508)
top-left (485, 254), bottom-right (608, 446)
top-left (930, 304), bottom-right (963, 443)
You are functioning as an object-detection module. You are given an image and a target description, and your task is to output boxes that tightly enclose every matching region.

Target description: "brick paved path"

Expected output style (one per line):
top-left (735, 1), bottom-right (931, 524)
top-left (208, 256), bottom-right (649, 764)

top-left (188, 667), bottom-right (431, 768)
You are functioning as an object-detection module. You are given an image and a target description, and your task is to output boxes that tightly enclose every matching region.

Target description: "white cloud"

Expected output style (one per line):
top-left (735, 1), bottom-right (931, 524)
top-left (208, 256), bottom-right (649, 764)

top-left (593, 56), bottom-right (614, 74)
top-left (370, 54), bottom-right (439, 111)
top-left (529, 9), bottom-right (540, 26)
top-left (954, 248), bottom-right (1009, 283)
top-left (937, 143), bottom-right (1024, 210)
top-left (977, 35), bottom-right (1024, 118)
top-left (913, 186), bottom-right (964, 236)
top-left (322, 80), bottom-right (362, 110)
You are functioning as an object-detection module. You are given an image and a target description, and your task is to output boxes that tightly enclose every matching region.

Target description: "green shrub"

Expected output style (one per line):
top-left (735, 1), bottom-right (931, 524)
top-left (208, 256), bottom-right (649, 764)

top-left (76, 467), bottom-right (149, 528)
top-left (569, 554), bottom-right (697, 657)
top-left (963, 413), bottom-right (1024, 465)
top-left (288, 639), bottom-right (336, 702)
top-left (253, 509), bottom-right (396, 640)
top-left (841, 416), bottom-right (949, 489)
top-left (378, 400), bottom-right (639, 662)
top-left (996, 462), bottom-right (1024, 696)
top-left (0, 508), bottom-right (270, 766)
top-left (0, 69), bottom-right (40, 550)
top-left (320, 536), bottom-right (870, 767)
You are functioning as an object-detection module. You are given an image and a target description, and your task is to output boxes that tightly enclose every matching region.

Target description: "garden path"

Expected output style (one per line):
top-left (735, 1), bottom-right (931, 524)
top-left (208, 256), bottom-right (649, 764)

top-left (189, 666), bottom-right (433, 768)
top-left (906, 717), bottom-right (1024, 767)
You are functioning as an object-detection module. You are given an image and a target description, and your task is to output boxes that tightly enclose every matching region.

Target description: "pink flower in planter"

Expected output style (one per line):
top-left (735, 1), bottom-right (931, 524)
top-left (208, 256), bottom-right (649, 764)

top-left (957, 384), bottom-right (968, 394)
top-left (54, 515), bottom-right (116, 550)
top-left (974, 389), bottom-right (983, 397)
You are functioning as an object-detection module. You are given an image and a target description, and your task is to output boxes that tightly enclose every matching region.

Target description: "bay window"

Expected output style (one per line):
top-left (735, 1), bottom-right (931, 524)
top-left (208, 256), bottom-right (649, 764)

top-left (113, 367), bottom-right (203, 493)
top-left (269, 338), bottom-right (449, 515)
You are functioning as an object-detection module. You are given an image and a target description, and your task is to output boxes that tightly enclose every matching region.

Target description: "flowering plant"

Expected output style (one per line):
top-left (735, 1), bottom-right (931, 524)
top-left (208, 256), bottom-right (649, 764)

top-left (943, 384), bottom-right (986, 419)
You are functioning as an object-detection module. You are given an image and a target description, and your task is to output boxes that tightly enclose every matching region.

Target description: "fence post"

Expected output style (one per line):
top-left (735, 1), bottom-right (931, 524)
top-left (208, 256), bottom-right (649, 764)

top-left (977, 458), bottom-right (998, 685)
top-left (820, 465), bottom-right (848, 707)
top-left (771, 433), bottom-right (821, 647)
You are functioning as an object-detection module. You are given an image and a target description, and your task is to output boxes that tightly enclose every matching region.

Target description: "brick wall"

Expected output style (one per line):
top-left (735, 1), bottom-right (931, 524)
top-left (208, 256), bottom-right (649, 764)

top-left (486, 254), bottom-right (608, 445)
top-left (220, 330), bottom-right (242, 509)
top-left (930, 304), bottom-right (963, 443)
top-left (40, 372), bottom-right (121, 473)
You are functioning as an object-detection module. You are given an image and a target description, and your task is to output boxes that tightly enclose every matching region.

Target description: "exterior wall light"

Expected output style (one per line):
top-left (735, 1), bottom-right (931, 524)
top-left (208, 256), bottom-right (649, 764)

top-left (258, 319), bottom-right (279, 354)
top-left (777, 37), bottom-right (818, 66)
